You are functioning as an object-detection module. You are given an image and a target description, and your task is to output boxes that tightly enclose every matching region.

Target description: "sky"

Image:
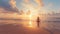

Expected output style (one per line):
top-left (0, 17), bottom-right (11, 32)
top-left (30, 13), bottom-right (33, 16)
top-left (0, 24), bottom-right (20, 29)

top-left (0, 0), bottom-right (60, 13)
top-left (0, 0), bottom-right (60, 17)
top-left (16, 0), bottom-right (60, 13)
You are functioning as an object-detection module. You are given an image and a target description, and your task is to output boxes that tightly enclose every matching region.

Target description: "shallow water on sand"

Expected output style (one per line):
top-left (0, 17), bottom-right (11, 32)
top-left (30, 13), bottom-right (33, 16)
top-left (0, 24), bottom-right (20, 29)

top-left (0, 19), bottom-right (60, 34)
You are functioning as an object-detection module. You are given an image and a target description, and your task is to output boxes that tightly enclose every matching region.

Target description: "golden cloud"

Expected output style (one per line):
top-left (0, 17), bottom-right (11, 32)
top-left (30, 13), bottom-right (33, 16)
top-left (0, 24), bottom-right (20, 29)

top-left (9, 0), bottom-right (16, 8)
top-left (24, 0), bottom-right (29, 3)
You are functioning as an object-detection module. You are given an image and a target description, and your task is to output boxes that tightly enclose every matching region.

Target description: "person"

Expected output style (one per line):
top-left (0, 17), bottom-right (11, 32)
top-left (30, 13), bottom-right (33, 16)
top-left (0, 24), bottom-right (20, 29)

top-left (37, 17), bottom-right (40, 27)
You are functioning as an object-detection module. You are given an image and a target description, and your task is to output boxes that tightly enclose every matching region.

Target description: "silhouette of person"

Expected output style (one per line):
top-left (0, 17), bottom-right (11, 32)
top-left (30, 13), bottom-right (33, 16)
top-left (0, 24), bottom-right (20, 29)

top-left (37, 17), bottom-right (40, 27)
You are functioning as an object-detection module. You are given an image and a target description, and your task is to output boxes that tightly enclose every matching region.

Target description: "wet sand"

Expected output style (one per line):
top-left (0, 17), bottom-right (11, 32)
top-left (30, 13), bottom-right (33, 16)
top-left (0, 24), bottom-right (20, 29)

top-left (0, 20), bottom-right (60, 34)
top-left (0, 23), bottom-right (50, 34)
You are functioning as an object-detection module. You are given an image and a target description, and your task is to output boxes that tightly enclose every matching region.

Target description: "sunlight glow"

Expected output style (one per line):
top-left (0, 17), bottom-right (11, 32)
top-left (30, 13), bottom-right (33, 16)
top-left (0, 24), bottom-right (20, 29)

top-left (28, 21), bottom-right (33, 27)
top-left (28, 14), bottom-right (33, 27)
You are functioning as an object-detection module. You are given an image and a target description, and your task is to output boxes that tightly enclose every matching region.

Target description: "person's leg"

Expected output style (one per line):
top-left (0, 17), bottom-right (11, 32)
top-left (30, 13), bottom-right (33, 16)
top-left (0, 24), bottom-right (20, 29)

top-left (37, 22), bottom-right (39, 27)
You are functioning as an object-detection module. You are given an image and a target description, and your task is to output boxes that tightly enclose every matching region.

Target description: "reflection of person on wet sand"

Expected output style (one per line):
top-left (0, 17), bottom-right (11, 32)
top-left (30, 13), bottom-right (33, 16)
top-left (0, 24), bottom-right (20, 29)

top-left (37, 17), bottom-right (41, 28)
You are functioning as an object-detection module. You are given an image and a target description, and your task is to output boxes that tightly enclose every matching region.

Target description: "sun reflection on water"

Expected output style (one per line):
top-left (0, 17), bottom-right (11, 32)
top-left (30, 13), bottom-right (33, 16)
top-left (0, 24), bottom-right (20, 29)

top-left (28, 14), bottom-right (33, 27)
top-left (28, 21), bottom-right (33, 27)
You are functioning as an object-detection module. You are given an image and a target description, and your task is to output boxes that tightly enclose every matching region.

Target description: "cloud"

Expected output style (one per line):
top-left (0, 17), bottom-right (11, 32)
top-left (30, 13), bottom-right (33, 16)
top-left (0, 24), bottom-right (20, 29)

top-left (9, 0), bottom-right (16, 8)
top-left (22, 0), bottom-right (44, 12)
top-left (23, 0), bottom-right (44, 7)
top-left (24, 0), bottom-right (29, 3)
top-left (34, 0), bottom-right (44, 7)
top-left (0, 0), bottom-right (19, 13)
top-left (20, 0), bottom-right (44, 16)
